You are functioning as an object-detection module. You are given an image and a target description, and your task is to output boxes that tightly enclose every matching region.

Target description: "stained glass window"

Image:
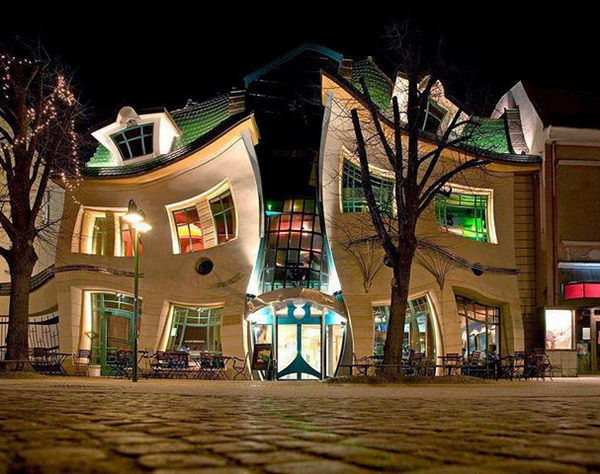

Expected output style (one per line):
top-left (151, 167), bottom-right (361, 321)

top-left (172, 206), bottom-right (204, 253)
top-left (261, 199), bottom-right (328, 292)
top-left (341, 160), bottom-right (394, 213)
top-left (435, 192), bottom-right (490, 242)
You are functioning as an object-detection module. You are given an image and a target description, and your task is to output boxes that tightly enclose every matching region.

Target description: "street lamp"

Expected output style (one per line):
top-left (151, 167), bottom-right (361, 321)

top-left (123, 199), bottom-right (151, 382)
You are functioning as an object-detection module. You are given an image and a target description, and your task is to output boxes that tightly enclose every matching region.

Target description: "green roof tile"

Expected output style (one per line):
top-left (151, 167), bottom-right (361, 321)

top-left (352, 58), bottom-right (393, 111)
top-left (85, 94), bottom-right (231, 169)
top-left (461, 117), bottom-right (512, 154)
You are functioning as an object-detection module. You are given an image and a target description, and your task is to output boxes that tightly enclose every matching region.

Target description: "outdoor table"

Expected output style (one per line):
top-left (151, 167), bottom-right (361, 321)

top-left (438, 355), bottom-right (462, 376)
top-left (338, 363), bottom-right (374, 376)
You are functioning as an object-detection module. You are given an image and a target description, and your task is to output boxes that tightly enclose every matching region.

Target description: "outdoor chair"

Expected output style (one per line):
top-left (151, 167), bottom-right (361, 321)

top-left (439, 353), bottom-right (462, 376)
top-left (527, 350), bottom-right (554, 381)
top-left (30, 347), bottom-right (67, 376)
top-left (150, 351), bottom-right (191, 378)
top-left (106, 350), bottom-right (133, 378)
top-left (72, 349), bottom-right (92, 377)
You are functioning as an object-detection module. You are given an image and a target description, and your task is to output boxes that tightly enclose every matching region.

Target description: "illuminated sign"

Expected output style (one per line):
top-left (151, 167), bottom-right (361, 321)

top-left (544, 309), bottom-right (574, 350)
top-left (563, 282), bottom-right (600, 299)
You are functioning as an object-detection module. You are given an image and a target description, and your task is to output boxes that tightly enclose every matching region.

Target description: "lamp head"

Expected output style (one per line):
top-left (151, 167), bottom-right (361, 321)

top-left (124, 200), bottom-right (143, 224)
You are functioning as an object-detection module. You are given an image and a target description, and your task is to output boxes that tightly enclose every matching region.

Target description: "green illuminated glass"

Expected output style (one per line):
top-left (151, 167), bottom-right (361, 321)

top-left (435, 192), bottom-right (489, 242)
top-left (341, 160), bottom-right (394, 213)
top-left (167, 306), bottom-right (222, 353)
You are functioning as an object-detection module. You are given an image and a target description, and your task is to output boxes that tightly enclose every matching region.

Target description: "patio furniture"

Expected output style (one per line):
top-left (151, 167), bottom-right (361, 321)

top-left (150, 351), bottom-right (193, 378)
top-left (527, 350), bottom-right (554, 380)
top-left (223, 355), bottom-right (248, 380)
top-left (30, 347), bottom-right (68, 376)
top-left (439, 353), bottom-right (462, 376)
top-left (106, 350), bottom-right (133, 378)
top-left (191, 353), bottom-right (228, 380)
top-left (72, 349), bottom-right (92, 377)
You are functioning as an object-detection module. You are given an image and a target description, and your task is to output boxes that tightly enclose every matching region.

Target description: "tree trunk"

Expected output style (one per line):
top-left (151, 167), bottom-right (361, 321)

top-left (4, 246), bottom-right (37, 364)
top-left (383, 243), bottom-right (416, 367)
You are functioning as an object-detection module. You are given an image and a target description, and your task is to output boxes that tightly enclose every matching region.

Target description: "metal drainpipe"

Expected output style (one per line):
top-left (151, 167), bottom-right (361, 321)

top-left (551, 140), bottom-right (558, 306)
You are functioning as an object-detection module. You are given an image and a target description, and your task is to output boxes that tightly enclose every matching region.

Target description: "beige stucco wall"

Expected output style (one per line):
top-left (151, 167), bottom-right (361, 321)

top-left (320, 95), bottom-right (526, 359)
top-left (53, 128), bottom-right (262, 358)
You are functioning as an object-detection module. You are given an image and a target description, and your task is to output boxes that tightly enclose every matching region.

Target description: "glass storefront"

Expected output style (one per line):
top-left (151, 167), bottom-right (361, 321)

top-left (373, 296), bottom-right (436, 359)
top-left (456, 295), bottom-right (500, 357)
top-left (576, 307), bottom-right (600, 373)
top-left (248, 299), bottom-right (346, 380)
top-left (167, 305), bottom-right (222, 353)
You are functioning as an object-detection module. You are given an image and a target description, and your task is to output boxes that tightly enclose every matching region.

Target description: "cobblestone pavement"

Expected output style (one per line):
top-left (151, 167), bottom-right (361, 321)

top-left (1, 377), bottom-right (600, 473)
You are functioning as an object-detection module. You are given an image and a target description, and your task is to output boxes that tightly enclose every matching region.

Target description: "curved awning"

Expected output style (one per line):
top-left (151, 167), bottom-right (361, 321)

top-left (246, 288), bottom-right (347, 319)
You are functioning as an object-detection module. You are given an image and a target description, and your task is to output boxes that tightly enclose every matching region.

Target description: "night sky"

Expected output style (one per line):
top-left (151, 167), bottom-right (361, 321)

top-left (1, 5), bottom-right (593, 126)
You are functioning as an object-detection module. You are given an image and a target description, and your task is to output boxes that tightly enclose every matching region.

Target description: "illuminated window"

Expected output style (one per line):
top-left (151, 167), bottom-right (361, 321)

top-left (167, 306), bottom-right (222, 353)
top-left (545, 309), bottom-right (573, 350)
top-left (373, 296), bottom-right (436, 358)
top-left (210, 191), bottom-right (236, 243)
top-left (173, 206), bottom-right (203, 253)
top-left (456, 295), bottom-right (500, 357)
top-left (111, 123), bottom-right (154, 160)
top-left (422, 100), bottom-right (446, 134)
top-left (77, 208), bottom-right (141, 257)
top-left (341, 160), bottom-right (393, 213)
top-left (91, 216), bottom-right (108, 256)
top-left (118, 217), bottom-right (142, 257)
top-left (261, 199), bottom-right (328, 292)
top-left (436, 191), bottom-right (490, 242)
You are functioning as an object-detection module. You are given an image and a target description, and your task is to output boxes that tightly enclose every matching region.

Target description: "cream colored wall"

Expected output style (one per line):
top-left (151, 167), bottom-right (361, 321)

top-left (321, 96), bottom-right (525, 359)
top-left (54, 133), bottom-right (262, 358)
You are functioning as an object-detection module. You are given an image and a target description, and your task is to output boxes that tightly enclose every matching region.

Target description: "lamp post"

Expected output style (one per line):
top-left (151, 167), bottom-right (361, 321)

top-left (123, 200), bottom-right (151, 382)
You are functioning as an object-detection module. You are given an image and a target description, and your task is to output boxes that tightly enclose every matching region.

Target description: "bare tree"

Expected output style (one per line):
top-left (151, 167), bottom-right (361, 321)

top-left (0, 45), bottom-right (81, 364)
top-left (347, 22), bottom-right (496, 366)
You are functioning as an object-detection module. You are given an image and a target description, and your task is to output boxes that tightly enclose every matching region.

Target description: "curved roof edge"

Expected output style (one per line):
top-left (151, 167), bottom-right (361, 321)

top-left (82, 111), bottom-right (256, 178)
top-left (243, 42), bottom-right (343, 87)
top-left (322, 70), bottom-right (541, 166)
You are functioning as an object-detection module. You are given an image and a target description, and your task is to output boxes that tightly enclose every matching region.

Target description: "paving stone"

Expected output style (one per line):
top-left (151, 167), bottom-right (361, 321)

top-left (263, 459), bottom-right (370, 473)
top-left (154, 468), bottom-right (253, 474)
top-left (115, 441), bottom-right (196, 456)
top-left (227, 450), bottom-right (316, 465)
top-left (137, 453), bottom-right (227, 469)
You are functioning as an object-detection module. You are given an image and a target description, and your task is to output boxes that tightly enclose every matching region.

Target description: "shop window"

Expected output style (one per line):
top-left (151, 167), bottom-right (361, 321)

top-left (77, 208), bottom-right (142, 256)
top-left (373, 296), bottom-right (436, 359)
top-left (173, 206), bottom-right (204, 253)
top-left (422, 100), bottom-right (446, 134)
top-left (210, 191), bottom-right (236, 244)
top-left (168, 183), bottom-right (237, 254)
top-left (167, 305), bottom-right (222, 353)
top-left (341, 160), bottom-right (394, 213)
top-left (261, 198), bottom-right (329, 293)
top-left (456, 295), bottom-right (501, 357)
top-left (435, 190), bottom-right (491, 242)
top-left (110, 123), bottom-right (154, 160)
top-left (91, 216), bottom-right (108, 256)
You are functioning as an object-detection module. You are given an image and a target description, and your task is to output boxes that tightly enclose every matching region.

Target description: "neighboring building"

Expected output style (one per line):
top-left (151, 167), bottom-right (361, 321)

top-left (12, 44), bottom-right (592, 379)
top-left (496, 82), bottom-right (600, 375)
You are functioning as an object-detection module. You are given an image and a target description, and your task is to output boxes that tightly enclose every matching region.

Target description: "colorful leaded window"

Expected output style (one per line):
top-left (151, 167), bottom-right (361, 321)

top-left (435, 191), bottom-right (489, 242)
top-left (172, 206), bottom-right (203, 253)
top-left (111, 123), bottom-right (154, 160)
top-left (421, 100), bottom-right (446, 134)
top-left (456, 295), bottom-right (500, 358)
top-left (261, 199), bottom-right (328, 292)
top-left (210, 191), bottom-right (236, 243)
top-left (373, 296), bottom-right (436, 359)
top-left (341, 160), bottom-right (394, 213)
top-left (118, 217), bottom-right (142, 257)
top-left (167, 306), bottom-right (222, 353)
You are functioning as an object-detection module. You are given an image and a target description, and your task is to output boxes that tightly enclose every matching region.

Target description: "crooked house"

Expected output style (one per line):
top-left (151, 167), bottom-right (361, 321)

top-left (6, 43), bottom-right (589, 379)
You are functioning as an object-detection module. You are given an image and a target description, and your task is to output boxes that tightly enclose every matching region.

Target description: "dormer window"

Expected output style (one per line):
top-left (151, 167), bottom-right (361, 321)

top-left (422, 100), bottom-right (446, 134)
top-left (111, 123), bottom-right (154, 160)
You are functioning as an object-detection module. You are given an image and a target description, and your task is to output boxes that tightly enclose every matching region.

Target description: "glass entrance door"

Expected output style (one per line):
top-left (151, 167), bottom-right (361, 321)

top-left (276, 319), bottom-right (322, 380)
top-left (91, 293), bottom-right (137, 375)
